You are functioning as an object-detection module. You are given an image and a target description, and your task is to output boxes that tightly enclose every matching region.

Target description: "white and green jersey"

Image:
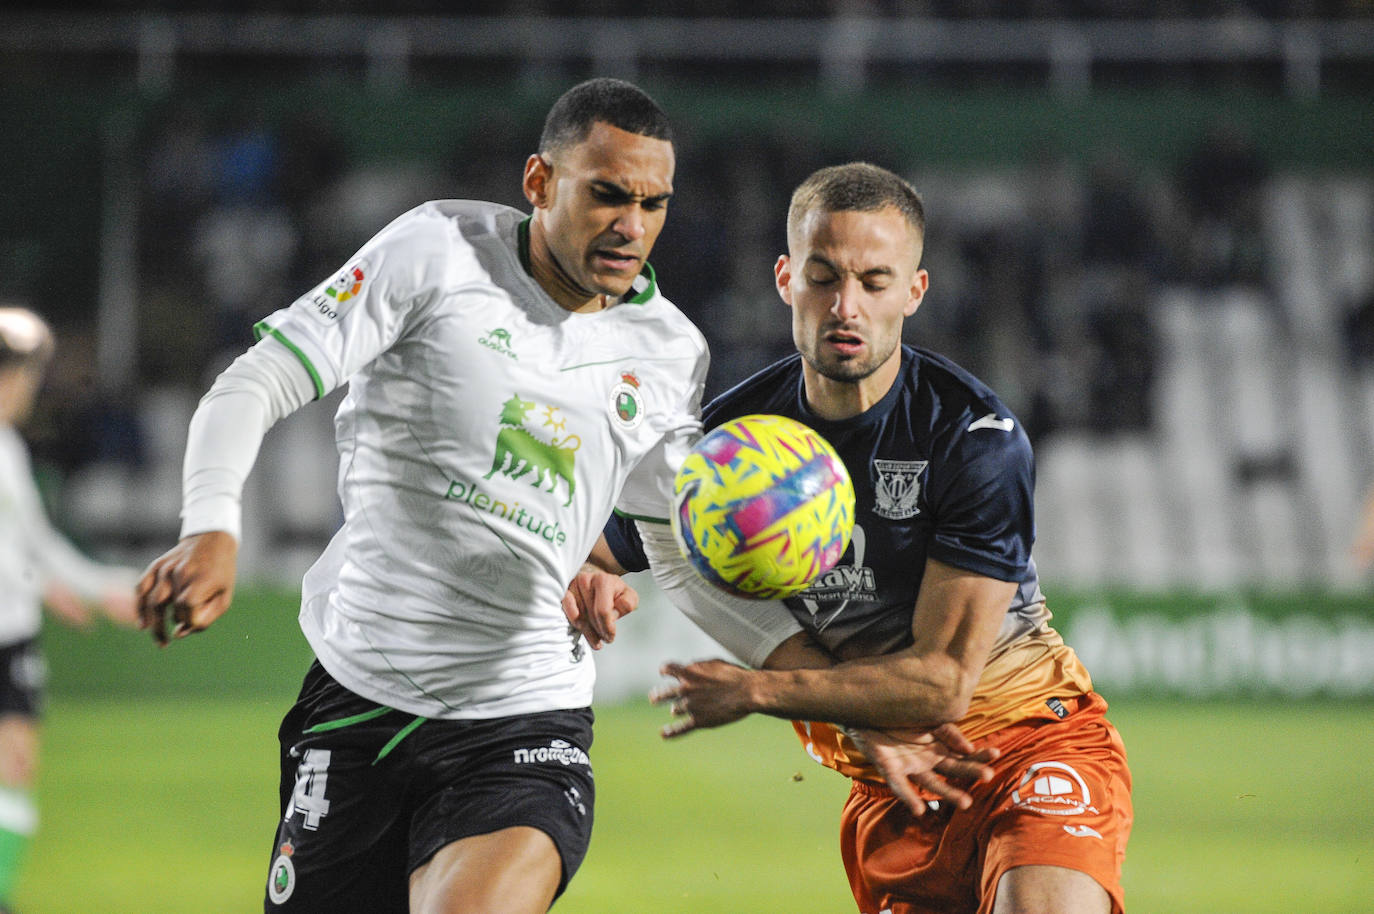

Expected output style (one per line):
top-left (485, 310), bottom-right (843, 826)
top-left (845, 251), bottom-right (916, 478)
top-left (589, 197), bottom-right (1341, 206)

top-left (252, 200), bottom-right (707, 719)
top-left (0, 424), bottom-right (137, 645)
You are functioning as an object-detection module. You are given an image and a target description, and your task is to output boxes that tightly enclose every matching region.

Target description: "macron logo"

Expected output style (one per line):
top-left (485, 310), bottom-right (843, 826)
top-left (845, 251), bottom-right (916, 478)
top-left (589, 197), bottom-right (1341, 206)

top-left (968, 413), bottom-right (1014, 433)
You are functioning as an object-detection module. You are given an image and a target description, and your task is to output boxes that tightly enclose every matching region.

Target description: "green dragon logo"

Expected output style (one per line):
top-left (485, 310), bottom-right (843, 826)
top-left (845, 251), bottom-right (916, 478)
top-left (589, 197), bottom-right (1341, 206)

top-left (484, 395), bottom-right (580, 506)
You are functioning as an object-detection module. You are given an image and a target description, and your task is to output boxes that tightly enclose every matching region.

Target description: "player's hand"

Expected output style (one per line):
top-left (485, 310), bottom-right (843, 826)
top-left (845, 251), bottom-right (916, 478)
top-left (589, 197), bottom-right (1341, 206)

top-left (561, 563), bottom-right (638, 650)
top-left (849, 723), bottom-right (1000, 816)
top-left (650, 659), bottom-right (757, 738)
top-left (135, 531), bottom-right (239, 646)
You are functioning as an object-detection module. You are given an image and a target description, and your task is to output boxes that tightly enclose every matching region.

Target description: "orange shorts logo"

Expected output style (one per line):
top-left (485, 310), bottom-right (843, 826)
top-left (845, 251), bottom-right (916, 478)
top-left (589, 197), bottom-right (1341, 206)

top-left (1010, 760), bottom-right (1098, 816)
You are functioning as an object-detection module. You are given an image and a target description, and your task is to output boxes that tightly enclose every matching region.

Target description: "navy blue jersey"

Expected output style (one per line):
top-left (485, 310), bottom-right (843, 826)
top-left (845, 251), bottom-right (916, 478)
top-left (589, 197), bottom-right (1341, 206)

top-left (605, 345), bottom-right (1048, 660)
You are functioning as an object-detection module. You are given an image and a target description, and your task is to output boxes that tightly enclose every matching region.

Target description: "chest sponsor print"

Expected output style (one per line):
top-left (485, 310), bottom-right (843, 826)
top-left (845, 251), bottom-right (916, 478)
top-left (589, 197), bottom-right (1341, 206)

top-left (484, 394), bottom-right (581, 507)
top-left (797, 524), bottom-right (877, 631)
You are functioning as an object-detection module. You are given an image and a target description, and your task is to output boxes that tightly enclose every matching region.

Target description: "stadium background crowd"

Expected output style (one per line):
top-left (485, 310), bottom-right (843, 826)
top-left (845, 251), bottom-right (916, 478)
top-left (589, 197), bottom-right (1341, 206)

top-left (4, 2), bottom-right (1373, 690)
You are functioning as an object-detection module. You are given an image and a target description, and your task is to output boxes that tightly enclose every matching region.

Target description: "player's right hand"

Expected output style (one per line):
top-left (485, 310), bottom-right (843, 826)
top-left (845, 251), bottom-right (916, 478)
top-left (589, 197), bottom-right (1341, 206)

top-left (849, 723), bottom-right (1001, 817)
top-left (561, 562), bottom-right (639, 650)
top-left (135, 531), bottom-right (239, 646)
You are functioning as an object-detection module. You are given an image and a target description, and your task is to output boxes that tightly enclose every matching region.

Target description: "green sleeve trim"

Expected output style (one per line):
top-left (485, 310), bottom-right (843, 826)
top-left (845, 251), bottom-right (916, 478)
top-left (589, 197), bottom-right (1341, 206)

top-left (254, 320), bottom-right (326, 400)
top-left (302, 706), bottom-right (392, 734)
top-left (612, 507), bottom-right (670, 525)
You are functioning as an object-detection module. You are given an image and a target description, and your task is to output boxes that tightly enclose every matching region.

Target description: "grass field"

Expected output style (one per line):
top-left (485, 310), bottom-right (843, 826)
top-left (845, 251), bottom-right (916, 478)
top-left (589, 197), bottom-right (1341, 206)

top-left (15, 694), bottom-right (1374, 913)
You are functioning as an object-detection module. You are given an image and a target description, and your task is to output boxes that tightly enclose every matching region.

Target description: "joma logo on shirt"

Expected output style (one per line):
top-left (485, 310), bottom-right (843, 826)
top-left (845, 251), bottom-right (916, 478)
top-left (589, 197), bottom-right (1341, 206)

top-left (484, 394), bottom-right (580, 506)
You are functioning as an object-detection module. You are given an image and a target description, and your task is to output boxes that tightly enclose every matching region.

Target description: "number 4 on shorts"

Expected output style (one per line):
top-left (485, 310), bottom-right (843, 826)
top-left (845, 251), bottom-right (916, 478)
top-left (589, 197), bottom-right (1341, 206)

top-left (286, 748), bottom-right (332, 830)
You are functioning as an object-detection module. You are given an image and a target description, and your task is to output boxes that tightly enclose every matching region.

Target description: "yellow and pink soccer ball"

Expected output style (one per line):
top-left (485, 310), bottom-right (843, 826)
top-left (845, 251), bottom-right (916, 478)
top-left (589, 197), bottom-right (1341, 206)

top-left (671, 414), bottom-right (855, 600)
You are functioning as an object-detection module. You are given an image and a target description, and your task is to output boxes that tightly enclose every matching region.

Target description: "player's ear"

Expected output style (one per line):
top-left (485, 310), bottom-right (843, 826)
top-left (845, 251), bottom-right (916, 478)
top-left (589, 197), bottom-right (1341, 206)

top-left (904, 268), bottom-right (929, 317)
top-left (774, 254), bottom-right (794, 307)
top-left (523, 154), bottom-right (553, 209)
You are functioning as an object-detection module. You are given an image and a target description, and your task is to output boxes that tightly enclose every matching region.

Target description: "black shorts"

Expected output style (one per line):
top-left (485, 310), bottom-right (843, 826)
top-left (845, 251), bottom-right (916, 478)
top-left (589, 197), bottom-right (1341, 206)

top-left (265, 661), bottom-right (596, 913)
top-left (0, 639), bottom-right (45, 719)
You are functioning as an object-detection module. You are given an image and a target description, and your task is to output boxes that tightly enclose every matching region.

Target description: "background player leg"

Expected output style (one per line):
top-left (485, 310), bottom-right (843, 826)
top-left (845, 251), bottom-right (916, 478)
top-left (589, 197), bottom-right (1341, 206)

top-left (408, 827), bottom-right (562, 914)
top-left (0, 715), bottom-right (38, 912)
top-left (992, 864), bottom-right (1111, 914)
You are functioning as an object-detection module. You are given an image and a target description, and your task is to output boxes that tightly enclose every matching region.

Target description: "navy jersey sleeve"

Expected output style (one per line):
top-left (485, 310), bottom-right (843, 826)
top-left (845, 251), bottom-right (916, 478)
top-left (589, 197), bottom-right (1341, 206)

top-left (604, 510), bottom-right (651, 573)
top-left (925, 421), bottom-right (1035, 582)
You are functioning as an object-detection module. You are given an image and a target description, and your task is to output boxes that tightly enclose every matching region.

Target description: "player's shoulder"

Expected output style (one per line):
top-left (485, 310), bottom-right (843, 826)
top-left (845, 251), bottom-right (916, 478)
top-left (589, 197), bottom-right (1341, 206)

top-left (703, 354), bottom-right (803, 428)
top-left (614, 265), bottom-right (709, 357)
top-left (378, 199), bottom-right (523, 247)
top-left (904, 345), bottom-right (1029, 451)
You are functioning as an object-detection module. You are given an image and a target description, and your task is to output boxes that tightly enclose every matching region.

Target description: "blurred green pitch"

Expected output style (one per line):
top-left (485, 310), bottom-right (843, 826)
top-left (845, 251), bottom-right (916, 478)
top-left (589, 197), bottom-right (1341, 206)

top-left (16, 591), bottom-right (1373, 913)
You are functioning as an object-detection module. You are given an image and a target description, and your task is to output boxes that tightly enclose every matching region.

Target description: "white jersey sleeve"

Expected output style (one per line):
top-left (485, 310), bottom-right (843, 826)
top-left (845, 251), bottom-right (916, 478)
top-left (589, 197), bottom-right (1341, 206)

top-left (0, 426), bottom-right (138, 642)
top-left (179, 337), bottom-right (318, 540)
top-left (637, 519), bottom-right (801, 668)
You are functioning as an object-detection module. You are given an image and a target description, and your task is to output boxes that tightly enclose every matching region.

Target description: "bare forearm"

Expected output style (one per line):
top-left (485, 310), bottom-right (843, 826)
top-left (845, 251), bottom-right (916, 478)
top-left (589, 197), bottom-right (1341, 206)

top-left (746, 650), bottom-right (973, 729)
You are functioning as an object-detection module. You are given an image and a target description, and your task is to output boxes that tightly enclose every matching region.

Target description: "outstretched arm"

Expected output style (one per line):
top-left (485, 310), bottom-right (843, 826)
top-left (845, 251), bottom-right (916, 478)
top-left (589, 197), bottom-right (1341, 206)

top-left (136, 337), bottom-right (314, 645)
top-left (652, 557), bottom-right (1013, 730)
top-left (651, 626), bottom-right (1000, 814)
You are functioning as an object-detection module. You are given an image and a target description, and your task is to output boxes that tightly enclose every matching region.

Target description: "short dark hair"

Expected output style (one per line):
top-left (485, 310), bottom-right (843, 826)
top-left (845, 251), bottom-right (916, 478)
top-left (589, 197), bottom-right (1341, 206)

top-left (538, 78), bottom-right (674, 157)
top-left (788, 162), bottom-right (925, 243)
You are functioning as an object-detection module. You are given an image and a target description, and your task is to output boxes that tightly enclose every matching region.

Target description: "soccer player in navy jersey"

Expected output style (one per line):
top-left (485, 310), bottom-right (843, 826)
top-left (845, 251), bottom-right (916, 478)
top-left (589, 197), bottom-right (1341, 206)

top-left (582, 163), bottom-right (1133, 914)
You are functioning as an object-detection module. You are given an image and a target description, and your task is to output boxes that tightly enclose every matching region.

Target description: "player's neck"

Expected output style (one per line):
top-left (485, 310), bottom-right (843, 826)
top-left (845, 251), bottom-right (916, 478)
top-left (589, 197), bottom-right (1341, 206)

top-left (526, 220), bottom-right (612, 313)
top-left (802, 358), bottom-right (899, 421)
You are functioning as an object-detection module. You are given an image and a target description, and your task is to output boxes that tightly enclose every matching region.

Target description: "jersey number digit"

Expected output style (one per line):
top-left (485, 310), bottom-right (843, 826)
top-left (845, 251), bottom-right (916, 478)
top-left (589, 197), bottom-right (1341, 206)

top-left (286, 748), bottom-right (332, 831)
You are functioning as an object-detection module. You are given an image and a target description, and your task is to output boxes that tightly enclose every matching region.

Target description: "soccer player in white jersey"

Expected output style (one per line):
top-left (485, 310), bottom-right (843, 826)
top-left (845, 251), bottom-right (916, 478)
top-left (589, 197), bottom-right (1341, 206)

top-left (136, 78), bottom-right (705, 913)
top-left (0, 306), bottom-right (138, 914)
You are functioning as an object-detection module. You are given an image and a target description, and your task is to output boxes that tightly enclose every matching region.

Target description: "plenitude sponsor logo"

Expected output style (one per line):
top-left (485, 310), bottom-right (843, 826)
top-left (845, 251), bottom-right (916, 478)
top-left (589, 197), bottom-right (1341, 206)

top-left (444, 478), bottom-right (567, 547)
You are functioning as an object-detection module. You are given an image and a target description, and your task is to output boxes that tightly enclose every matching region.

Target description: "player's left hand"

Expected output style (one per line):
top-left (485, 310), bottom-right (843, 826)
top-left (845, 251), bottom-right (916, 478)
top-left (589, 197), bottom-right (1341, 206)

top-left (561, 563), bottom-right (638, 650)
top-left (650, 659), bottom-right (756, 737)
top-left (850, 724), bottom-right (1001, 816)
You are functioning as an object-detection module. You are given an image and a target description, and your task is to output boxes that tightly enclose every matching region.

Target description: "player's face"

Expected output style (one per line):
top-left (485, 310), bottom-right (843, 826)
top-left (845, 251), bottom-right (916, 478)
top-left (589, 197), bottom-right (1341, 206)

top-left (777, 206), bottom-right (928, 395)
top-left (524, 121), bottom-right (675, 311)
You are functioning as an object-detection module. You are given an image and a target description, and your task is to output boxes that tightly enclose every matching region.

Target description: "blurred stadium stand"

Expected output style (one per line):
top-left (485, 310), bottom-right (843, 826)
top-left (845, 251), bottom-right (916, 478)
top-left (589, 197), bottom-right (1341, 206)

top-left (3, 6), bottom-right (1374, 601)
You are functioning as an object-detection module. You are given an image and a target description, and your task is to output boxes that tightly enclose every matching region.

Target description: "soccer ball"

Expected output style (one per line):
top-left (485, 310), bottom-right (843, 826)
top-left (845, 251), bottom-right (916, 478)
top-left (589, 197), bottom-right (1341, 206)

top-left (671, 414), bottom-right (855, 599)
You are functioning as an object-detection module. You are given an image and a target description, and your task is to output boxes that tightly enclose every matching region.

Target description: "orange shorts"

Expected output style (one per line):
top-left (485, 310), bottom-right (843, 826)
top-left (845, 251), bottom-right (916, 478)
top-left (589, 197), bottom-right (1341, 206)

top-left (840, 693), bottom-right (1132, 914)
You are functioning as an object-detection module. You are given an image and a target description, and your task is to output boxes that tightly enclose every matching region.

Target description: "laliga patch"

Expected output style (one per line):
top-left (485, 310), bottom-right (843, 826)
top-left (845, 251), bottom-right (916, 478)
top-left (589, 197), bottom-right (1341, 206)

top-left (1011, 761), bottom-right (1098, 816)
top-left (609, 370), bottom-right (645, 429)
top-left (306, 259), bottom-right (369, 325)
top-left (268, 843), bottom-right (296, 904)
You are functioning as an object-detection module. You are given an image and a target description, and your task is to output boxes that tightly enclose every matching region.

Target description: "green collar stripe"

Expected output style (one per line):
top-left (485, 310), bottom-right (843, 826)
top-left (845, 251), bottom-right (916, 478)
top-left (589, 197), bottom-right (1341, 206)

top-left (626, 261), bottom-right (657, 304)
top-left (254, 321), bottom-right (326, 401)
top-left (517, 215), bottom-right (657, 304)
top-left (517, 216), bottom-right (534, 276)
